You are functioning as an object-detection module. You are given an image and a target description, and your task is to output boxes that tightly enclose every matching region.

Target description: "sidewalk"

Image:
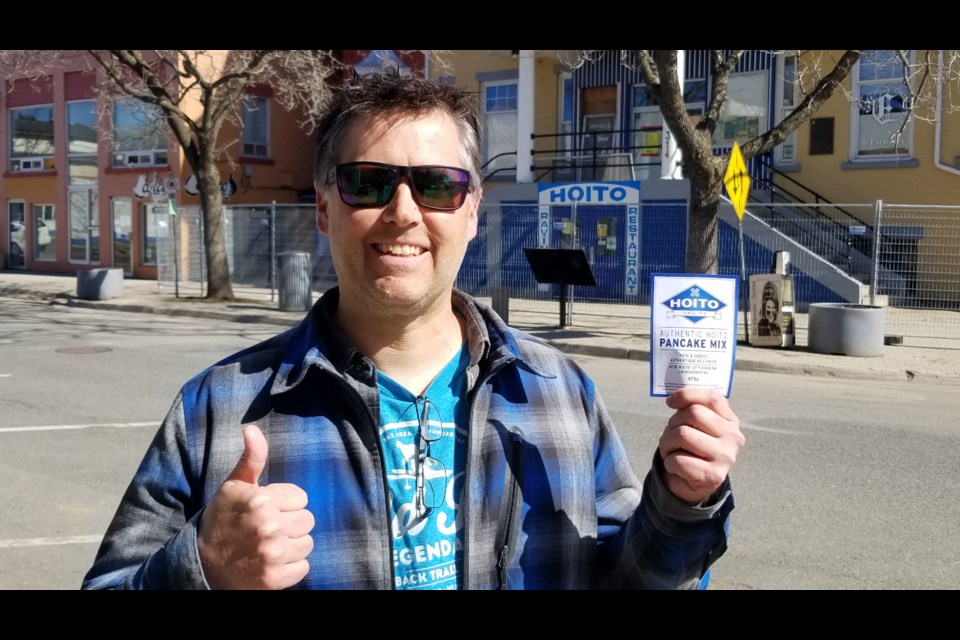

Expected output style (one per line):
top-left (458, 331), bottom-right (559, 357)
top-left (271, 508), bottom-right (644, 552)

top-left (3, 270), bottom-right (959, 385)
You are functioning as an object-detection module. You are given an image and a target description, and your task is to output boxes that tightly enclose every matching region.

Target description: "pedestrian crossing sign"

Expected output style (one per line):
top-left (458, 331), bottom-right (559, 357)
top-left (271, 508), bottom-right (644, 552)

top-left (724, 142), bottom-right (750, 221)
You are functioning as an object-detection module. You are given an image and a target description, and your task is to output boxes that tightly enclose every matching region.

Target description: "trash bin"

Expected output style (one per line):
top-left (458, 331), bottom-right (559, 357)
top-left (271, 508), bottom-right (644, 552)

top-left (277, 251), bottom-right (313, 312)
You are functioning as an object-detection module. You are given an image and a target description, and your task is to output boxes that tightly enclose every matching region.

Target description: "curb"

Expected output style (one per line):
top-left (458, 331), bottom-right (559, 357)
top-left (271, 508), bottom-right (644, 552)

top-left (63, 298), bottom-right (302, 326)
top-left (5, 286), bottom-right (957, 385)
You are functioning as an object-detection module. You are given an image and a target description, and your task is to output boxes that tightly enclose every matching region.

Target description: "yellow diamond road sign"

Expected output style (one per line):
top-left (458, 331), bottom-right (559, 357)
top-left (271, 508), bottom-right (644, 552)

top-left (724, 142), bottom-right (750, 221)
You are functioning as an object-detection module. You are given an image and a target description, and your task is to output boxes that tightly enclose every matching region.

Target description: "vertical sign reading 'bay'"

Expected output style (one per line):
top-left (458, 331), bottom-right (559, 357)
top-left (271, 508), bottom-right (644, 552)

top-left (538, 181), bottom-right (641, 297)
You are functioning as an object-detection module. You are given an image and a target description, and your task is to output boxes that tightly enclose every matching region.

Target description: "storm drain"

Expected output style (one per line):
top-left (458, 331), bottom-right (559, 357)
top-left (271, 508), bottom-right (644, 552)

top-left (55, 346), bottom-right (113, 354)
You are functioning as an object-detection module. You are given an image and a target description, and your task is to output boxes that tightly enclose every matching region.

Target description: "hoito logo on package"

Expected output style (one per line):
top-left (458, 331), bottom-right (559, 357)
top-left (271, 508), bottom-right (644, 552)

top-left (660, 284), bottom-right (727, 324)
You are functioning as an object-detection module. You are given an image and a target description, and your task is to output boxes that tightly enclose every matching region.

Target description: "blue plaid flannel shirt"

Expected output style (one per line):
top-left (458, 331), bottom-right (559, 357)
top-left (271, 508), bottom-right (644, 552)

top-left (82, 288), bottom-right (733, 589)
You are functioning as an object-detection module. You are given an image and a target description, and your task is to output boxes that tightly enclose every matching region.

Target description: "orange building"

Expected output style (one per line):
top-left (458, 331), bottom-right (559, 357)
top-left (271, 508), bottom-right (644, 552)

top-left (0, 50), bottom-right (353, 279)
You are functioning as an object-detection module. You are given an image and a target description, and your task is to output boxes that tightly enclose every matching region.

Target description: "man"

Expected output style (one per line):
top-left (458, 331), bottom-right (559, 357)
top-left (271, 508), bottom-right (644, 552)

top-left (82, 71), bottom-right (744, 590)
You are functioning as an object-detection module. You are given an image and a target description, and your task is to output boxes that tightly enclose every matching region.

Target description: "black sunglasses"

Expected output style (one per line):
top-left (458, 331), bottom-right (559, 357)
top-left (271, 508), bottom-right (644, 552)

top-left (330, 162), bottom-right (472, 211)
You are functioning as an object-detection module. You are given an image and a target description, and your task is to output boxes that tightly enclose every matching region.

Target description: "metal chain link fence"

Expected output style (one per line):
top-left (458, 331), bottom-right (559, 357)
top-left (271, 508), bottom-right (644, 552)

top-left (156, 200), bottom-right (960, 342)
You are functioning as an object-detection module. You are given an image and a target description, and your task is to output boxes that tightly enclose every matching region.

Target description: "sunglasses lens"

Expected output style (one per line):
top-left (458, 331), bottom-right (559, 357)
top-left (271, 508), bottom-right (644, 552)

top-left (412, 167), bottom-right (470, 210)
top-left (335, 164), bottom-right (470, 211)
top-left (337, 164), bottom-right (396, 207)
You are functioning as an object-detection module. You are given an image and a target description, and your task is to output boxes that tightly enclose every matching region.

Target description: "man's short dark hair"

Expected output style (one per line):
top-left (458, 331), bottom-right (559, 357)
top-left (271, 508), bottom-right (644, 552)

top-left (314, 70), bottom-right (482, 193)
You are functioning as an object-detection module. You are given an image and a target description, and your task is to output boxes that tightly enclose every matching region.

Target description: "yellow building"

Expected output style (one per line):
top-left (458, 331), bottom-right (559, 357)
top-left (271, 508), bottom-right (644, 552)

top-left (428, 50), bottom-right (960, 310)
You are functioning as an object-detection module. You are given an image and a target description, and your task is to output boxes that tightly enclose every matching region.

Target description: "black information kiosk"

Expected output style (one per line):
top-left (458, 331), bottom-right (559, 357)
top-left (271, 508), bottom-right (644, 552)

top-left (523, 248), bottom-right (598, 329)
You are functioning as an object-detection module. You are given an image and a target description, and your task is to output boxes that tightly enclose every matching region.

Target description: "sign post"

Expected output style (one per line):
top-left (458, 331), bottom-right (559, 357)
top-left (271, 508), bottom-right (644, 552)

top-left (168, 196), bottom-right (180, 299)
top-left (724, 142), bottom-right (751, 344)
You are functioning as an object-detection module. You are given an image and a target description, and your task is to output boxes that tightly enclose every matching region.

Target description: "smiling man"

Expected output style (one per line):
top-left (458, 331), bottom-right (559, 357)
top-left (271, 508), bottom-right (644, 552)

top-left (82, 71), bottom-right (744, 590)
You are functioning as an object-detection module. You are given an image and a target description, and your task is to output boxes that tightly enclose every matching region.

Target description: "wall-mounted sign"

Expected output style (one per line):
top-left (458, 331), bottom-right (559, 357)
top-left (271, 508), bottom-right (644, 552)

top-left (538, 181), bottom-right (641, 296)
top-left (134, 172), bottom-right (179, 201)
top-left (183, 173), bottom-right (238, 200)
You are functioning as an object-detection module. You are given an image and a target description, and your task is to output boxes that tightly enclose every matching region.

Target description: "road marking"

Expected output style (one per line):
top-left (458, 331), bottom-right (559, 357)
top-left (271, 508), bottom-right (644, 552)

top-left (0, 535), bottom-right (102, 549)
top-left (0, 422), bottom-right (155, 434)
top-left (741, 422), bottom-right (808, 435)
top-left (0, 373), bottom-right (11, 377)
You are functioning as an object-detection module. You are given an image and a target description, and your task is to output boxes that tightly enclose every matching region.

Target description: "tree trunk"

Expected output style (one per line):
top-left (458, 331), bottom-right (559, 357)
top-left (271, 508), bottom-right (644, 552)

top-left (685, 158), bottom-right (725, 274)
top-left (197, 150), bottom-right (235, 301)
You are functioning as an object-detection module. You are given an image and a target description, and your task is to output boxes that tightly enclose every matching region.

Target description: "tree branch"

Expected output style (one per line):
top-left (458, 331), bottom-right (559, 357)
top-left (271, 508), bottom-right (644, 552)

top-left (741, 50), bottom-right (862, 158)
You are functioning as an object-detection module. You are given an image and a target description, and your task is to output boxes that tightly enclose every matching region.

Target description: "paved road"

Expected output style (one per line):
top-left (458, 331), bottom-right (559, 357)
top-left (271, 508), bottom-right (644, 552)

top-left (2, 298), bottom-right (958, 589)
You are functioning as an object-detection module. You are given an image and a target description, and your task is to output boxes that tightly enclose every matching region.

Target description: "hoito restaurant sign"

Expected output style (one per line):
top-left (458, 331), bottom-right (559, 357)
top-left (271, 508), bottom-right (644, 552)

top-left (537, 181), bottom-right (642, 296)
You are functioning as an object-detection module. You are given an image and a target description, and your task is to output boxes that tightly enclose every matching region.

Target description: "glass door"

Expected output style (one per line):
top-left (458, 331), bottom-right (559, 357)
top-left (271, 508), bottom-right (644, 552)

top-left (576, 207), bottom-right (624, 302)
top-left (111, 198), bottom-right (132, 275)
top-left (69, 188), bottom-right (99, 264)
top-left (7, 201), bottom-right (26, 269)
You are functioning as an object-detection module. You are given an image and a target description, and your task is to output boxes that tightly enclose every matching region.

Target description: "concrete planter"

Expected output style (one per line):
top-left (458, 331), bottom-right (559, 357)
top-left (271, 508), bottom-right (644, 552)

top-left (76, 268), bottom-right (124, 301)
top-left (808, 303), bottom-right (885, 357)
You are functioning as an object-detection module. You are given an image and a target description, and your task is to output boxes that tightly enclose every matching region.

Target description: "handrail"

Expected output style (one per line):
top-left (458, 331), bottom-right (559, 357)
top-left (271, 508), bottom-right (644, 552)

top-left (747, 159), bottom-right (875, 279)
top-left (480, 151), bottom-right (518, 183)
top-left (531, 127), bottom-right (662, 182)
top-left (755, 157), bottom-right (871, 228)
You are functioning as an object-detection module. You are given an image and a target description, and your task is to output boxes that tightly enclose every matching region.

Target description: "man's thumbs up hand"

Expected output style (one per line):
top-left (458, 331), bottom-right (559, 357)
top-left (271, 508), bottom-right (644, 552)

top-left (198, 425), bottom-right (315, 590)
top-left (225, 422), bottom-right (268, 485)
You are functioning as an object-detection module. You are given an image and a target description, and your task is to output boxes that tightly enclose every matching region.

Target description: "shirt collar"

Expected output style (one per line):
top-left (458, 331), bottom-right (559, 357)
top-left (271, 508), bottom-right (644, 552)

top-left (270, 287), bottom-right (547, 396)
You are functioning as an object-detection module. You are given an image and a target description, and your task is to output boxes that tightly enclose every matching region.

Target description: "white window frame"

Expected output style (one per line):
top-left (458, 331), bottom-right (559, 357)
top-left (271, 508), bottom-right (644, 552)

top-left (67, 99), bottom-right (98, 185)
top-left (242, 96), bottom-right (270, 158)
top-left (849, 50), bottom-right (914, 162)
top-left (557, 72), bottom-right (573, 156)
top-left (713, 70), bottom-right (769, 149)
top-left (112, 99), bottom-right (168, 168)
top-left (481, 79), bottom-right (518, 179)
top-left (9, 105), bottom-right (55, 172)
top-left (774, 51), bottom-right (800, 167)
top-left (631, 79), bottom-right (705, 180)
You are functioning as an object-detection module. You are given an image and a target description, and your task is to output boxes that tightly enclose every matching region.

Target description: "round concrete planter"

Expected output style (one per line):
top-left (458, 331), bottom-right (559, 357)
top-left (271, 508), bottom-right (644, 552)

top-left (808, 303), bottom-right (885, 357)
top-left (76, 267), bottom-right (124, 301)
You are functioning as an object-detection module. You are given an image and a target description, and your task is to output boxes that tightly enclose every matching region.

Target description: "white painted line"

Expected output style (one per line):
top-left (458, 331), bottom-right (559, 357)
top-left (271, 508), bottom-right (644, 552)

top-left (0, 535), bottom-right (102, 549)
top-left (0, 422), bottom-right (155, 434)
top-left (741, 422), bottom-right (808, 435)
top-left (0, 374), bottom-right (11, 378)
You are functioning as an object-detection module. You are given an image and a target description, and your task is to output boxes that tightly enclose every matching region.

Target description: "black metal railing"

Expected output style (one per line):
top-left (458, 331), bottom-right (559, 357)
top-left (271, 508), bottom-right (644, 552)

top-left (749, 158), bottom-right (875, 280)
top-left (529, 128), bottom-right (664, 183)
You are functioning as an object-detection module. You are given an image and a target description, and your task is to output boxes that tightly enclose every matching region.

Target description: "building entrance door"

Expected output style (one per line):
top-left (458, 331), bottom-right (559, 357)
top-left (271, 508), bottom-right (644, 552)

top-left (111, 198), bottom-right (132, 275)
top-left (69, 188), bottom-right (99, 264)
top-left (7, 201), bottom-right (26, 269)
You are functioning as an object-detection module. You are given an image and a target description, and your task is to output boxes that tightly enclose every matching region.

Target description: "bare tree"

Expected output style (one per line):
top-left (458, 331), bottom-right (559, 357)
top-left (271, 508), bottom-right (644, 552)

top-left (1, 50), bottom-right (342, 300)
top-left (88, 50), bottom-right (343, 300)
top-left (563, 50), bottom-right (960, 274)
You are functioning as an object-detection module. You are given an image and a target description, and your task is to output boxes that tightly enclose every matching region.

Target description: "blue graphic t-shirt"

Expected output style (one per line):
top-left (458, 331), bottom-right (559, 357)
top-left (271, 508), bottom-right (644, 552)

top-left (378, 345), bottom-right (469, 590)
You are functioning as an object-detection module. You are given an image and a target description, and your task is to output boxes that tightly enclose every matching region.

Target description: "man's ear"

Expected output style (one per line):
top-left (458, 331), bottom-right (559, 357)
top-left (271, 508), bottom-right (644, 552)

top-left (464, 191), bottom-right (480, 243)
top-left (316, 188), bottom-right (330, 236)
